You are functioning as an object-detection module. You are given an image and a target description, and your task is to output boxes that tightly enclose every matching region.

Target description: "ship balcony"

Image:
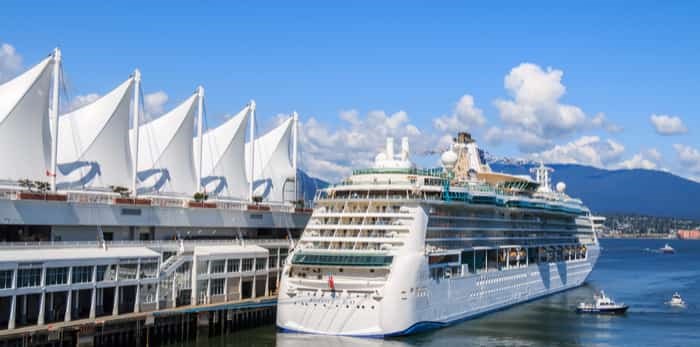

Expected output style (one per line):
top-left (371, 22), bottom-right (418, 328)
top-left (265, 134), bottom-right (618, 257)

top-left (301, 236), bottom-right (403, 243)
top-left (305, 224), bottom-right (410, 231)
top-left (312, 211), bottom-right (412, 219)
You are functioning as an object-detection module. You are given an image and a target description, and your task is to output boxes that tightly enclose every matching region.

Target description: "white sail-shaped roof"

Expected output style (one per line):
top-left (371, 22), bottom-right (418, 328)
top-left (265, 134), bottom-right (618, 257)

top-left (56, 77), bottom-right (134, 190)
top-left (136, 93), bottom-right (198, 195)
top-left (245, 117), bottom-right (295, 202)
top-left (196, 105), bottom-right (250, 199)
top-left (0, 56), bottom-right (54, 182)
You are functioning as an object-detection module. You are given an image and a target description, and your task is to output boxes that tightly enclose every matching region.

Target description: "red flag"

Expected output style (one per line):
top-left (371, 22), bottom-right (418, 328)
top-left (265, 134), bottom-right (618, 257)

top-left (46, 170), bottom-right (56, 177)
top-left (328, 273), bottom-right (335, 290)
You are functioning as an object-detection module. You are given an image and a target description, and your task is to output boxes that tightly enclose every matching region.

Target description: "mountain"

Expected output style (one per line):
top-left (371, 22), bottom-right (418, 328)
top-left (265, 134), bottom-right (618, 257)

top-left (297, 164), bottom-right (700, 220)
top-left (297, 169), bottom-right (329, 206)
top-left (491, 163), bottom-right (700, 220)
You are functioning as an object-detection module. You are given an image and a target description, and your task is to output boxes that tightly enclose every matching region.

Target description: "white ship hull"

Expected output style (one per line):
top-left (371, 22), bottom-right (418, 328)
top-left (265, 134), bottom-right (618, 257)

top-left (277, 246), bottom-right (599, 336)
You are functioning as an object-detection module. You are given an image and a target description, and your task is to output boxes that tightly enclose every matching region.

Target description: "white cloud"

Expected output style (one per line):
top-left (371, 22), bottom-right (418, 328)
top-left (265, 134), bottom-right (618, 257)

top-left (492, 63), bottom-right (602, 153)
top-left (591, 112), bottom-right (622, 133)
top-left (615, 149), bottom-right (660, 170)
top-left (433, 94), bottom-right (486, 131)
top-left (673, 144), bottom-right (700, 173)
top-left (484, 126), bottom-right (550, 152)
top-left (66, 93), bottom-right (100, 111)
top-left (0, 43), bottom-right (23, 83)
top-left (650, 114), bottom-right (687, 135)
top-left (530, 136), bottom-right (625, 167)
top-left (299, 109), bottom-right (430, 181)
top-left (144, 91), bottom-right (169, 117)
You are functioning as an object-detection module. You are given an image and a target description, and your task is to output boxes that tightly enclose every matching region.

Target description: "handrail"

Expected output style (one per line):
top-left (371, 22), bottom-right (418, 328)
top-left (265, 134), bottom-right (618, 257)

top-left (0, 238), bottom-right (291, 249)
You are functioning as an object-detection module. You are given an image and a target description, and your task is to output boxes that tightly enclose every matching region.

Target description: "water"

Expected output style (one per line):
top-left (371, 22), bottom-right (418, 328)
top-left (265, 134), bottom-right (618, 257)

top-left (174, 239), bottom-right (700, 347)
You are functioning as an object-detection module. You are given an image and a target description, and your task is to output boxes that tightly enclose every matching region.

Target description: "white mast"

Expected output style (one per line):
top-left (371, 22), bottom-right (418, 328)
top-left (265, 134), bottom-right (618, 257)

top-left (131, 69), bottom-right (141, 197)
top-left (196, 85), bottom-right (204, 194)
top-left (292, 111), bottom-right (299, 203)
top-left (49, 48), bottom-right (61, 192)
top-left (248, 100), bottom-right (256, 202)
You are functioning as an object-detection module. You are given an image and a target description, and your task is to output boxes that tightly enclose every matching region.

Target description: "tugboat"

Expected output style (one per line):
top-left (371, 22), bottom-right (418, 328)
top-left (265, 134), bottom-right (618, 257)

top-left (576, 291), bottom-right (629, 314)
top-left (660, 243), bottom-right (675, 254)
top-left (667, 292), bottom-right (686, 308)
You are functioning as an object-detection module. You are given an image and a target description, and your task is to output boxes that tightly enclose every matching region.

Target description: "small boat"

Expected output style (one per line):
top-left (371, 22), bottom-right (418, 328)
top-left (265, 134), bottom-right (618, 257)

top-left (660, 243), bottom-right (675, 254)
top-left (576, 291), bottom-right (629, 314)
top-left (667, 292), bottom-right (686, 308)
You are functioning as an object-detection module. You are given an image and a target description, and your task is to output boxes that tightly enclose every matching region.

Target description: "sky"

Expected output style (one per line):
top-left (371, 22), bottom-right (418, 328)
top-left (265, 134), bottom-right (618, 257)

top-left (1, 1), bottom-right (699, 182)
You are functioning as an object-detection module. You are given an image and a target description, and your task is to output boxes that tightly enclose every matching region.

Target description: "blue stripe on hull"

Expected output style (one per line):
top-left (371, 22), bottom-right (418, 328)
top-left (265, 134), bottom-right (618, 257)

top-left (277, 282), bottom-right (585, 338)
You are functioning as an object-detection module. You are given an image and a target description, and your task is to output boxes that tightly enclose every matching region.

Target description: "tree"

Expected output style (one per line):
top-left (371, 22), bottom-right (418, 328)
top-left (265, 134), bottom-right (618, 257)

top-left (18, 179), bottom-right (34, 192)
top-left (193, 192), bottom-right (209, 202)
top-left (110, 185), bottom-right (131, 198)
top-left (34, 181), bottom-right (50, 194)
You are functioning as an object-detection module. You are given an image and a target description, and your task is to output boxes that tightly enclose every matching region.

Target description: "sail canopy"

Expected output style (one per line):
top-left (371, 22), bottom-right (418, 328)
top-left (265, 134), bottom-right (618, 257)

top-left (57, 77), bottom-right (134, 190)
top-left (245, 117), bottom-right (295, 202)
top-left (135, 92), bottom-right (198, 195)
top-left (196, 105), bottom-right (250, 199)
top-left (0, 56), bottom-right (54, 182)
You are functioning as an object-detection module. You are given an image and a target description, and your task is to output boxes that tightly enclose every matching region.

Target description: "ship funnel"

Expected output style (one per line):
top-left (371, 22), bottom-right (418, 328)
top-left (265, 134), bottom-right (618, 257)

top-left (401, 137), bottom-right (409, 161)
top-left (386, 137), bottom-right (395, 160)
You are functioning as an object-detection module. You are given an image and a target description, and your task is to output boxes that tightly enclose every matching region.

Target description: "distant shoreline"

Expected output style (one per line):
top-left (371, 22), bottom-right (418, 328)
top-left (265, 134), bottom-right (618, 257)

top-left (598, 235), bottom-right (677, 240)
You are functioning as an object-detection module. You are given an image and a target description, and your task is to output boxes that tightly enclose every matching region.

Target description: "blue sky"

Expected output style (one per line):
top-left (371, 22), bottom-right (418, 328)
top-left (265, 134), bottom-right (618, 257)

top-left (2, 1), bottom-right (699, 181)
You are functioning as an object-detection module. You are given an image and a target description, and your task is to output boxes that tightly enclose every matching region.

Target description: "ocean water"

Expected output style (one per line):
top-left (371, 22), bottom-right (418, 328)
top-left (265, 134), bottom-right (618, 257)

top-left (175, 239), bottom-right (700, 347)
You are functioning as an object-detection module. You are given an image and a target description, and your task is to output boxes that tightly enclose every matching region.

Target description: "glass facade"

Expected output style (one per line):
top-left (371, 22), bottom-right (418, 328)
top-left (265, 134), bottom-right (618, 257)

top-left (292, 253), bottom-right (394, 267)
top-left (17, 268), bottom-right (41, 288)
top-left (46, 267), bottom-right (69, 286)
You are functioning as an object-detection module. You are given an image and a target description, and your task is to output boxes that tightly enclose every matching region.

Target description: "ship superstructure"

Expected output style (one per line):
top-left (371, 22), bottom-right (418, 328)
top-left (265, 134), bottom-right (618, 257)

top-left (277, 132), bottom-right (599, 336)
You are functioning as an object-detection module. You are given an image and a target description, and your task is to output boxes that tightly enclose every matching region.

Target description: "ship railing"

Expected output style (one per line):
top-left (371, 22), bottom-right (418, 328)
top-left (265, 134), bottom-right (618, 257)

top-left (65, 190), bottom-right (119, 204)
top-left (0, 186), bottom-right (302, 214)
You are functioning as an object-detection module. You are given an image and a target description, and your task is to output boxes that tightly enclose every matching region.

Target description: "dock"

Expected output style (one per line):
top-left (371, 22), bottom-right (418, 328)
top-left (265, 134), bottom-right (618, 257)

top-left (0, 240), bottom-right (290, 346)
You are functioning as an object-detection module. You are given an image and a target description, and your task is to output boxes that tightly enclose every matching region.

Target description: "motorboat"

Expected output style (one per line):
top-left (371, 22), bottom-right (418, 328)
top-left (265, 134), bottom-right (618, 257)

top-left (660, 243), bottom-right (675, 254)
top-left (576, 291), bottom-right (629, 314)
top-left (667, 292), bottom-right (686, 308)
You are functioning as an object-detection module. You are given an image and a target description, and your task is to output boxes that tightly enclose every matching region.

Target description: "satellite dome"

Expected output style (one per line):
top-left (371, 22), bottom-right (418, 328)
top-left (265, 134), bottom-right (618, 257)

top-left (375, 152), bottom-right (387, 163)
top-left (441, 149), bottom-right (458, 169)
top-left (556, 182), bottom-right (566, 193)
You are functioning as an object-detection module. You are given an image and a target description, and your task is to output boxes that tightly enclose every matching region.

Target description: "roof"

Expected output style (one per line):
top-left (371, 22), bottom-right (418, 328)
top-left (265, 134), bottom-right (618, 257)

top-left (0, 56), bottom-right (54, 182)
top-left (244, 117), bottom-right (295, 202)
top-left (197, 105), bottom-right (250, 199)
top-left (57, 76), bottom-right (134, 189)
top-left (0, 246), bottom-right (159, 263)
top-left (194, 244), bottom-right (268, 257)
top-left (135, 92), bottom-right (198, 195)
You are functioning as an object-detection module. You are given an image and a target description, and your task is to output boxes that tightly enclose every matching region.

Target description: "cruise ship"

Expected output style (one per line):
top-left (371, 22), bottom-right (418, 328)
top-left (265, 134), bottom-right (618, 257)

top-left (277, 132), bottom-right (599, 336)
top-left (0, 48), bottom-right (310, 243)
